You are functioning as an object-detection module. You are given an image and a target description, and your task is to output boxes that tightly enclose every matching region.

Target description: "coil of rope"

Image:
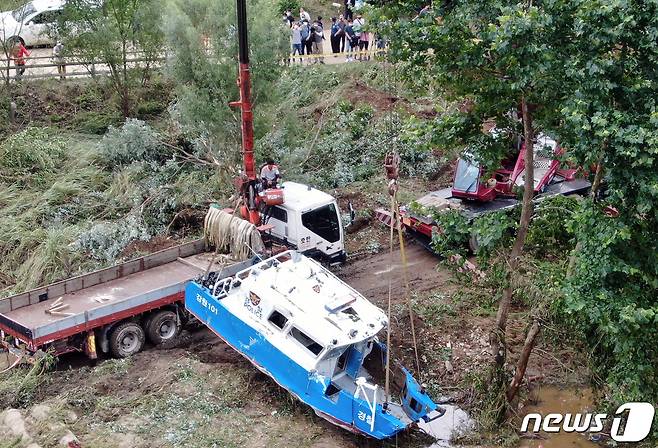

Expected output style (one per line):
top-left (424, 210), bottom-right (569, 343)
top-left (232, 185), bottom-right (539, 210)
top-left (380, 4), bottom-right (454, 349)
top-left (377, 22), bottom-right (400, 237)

top-left (204, 205), bottom-right (265, 261)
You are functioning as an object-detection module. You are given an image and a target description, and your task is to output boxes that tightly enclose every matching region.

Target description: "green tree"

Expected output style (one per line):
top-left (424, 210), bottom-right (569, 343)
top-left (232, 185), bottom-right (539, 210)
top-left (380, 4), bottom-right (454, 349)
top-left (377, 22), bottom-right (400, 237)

top-left (162, 0), bottom-right (287, 177)
top-left (59, 0), bottom-right (164, 116)
top-left (555, 0), bottom-right (658, 407)
top-left (379, 0), bottom-right (658, 421)
top-left (379, 0), bottom-right (576, 416)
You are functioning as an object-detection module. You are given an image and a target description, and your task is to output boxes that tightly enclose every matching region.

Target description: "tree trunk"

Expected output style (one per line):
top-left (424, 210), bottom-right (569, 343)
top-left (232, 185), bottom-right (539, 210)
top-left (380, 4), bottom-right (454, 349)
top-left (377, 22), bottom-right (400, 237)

top-left (506, 319), bottom-right (540, 402)
top-left (489, 95), bottom-right (535, 410)
top-left (121, 39), bottom-right (130, 117)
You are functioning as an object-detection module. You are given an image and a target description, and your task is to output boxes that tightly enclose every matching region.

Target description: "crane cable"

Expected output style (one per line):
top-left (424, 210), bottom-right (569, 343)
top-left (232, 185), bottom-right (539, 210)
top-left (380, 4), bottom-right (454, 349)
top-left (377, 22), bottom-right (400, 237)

top-left (383, 152), bottom-right (422, 406)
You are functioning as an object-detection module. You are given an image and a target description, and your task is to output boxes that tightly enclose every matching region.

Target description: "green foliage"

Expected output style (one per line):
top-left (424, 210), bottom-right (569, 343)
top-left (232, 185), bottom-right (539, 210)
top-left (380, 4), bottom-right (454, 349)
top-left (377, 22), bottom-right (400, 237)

top-left (75, 214), bottom-right (151, 262)
top-left (0, 353), bottom-right (55, 407)
top-left (0, 127), bottom-right (66, 179)
top-left (564, 202), bottom-right (658, 406)
top-left (428, 209), bottom-right (470, 258)
top-left (72, 110), bottom-right (123, 134)
top-left (95, 118), bottom-right (168, 168)
top-left (163, 0), bottom-right (288, 160)
top-left (136, 99), bottom-right (168, 118)
top-left (470, 210), bottom-right (517, 259)
top-left (525, 195), bottom-right (579, 257)
top-left (276, 0), bottom-right (300, 15)
top-left (59, 0), bottom-right (164, 116)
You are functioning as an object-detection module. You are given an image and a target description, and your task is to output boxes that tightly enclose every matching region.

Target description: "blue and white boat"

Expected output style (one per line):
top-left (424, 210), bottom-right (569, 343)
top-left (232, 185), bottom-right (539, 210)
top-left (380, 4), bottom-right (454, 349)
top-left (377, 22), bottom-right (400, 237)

top-left (184, 250), bottom-right (443, 439)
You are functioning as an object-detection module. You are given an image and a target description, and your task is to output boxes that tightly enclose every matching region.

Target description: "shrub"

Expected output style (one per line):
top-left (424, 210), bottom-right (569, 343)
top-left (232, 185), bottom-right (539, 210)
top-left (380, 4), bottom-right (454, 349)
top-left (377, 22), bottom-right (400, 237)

top-left (74, 214), bottom-right (151, 262)
top-left (276, 0), bottom-right (300, 16)
top-left (136, 99), bottom-right (168, 119)
top-left (96, 119), bottom-right (168, 168)
top-left (73, 110), bottom-right (123, 134)
top-left (0, 127), bottom-right (66, 178)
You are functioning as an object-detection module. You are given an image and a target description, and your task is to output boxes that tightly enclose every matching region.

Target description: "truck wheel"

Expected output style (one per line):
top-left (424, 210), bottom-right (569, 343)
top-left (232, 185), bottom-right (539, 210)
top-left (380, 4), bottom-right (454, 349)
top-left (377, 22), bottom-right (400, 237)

top-left (146, 310), bottom-right (181, 345)
top-left (109, 322), bottom-right (145, 358)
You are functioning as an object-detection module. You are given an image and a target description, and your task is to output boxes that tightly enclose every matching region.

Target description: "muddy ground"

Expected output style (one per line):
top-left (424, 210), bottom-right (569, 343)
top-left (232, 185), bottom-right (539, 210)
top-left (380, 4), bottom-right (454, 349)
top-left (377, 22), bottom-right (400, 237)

top-left (0, 228), bottom-right (588, 448)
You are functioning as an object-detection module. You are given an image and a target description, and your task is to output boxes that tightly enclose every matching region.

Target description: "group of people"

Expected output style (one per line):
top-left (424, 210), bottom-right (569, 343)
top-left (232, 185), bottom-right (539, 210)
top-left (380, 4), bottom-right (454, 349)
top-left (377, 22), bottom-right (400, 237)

top-left (9, 40), bottom-right (66, 81)
top-left (284, 8), bottom-right (378, 63)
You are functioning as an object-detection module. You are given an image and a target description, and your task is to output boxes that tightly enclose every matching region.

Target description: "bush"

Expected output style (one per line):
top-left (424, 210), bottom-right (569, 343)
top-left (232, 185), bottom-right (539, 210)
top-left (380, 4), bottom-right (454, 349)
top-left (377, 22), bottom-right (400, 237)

top-left (74, 214), bottom-right (151, 262)
top-left (136, 99), bottom-right (168, 119)
top-left (96, 119), bottom-right (168, 168)
top-left (0, 127), bottom-right (66, 178)
top-left (277, 0), bottom-right (300, 16)
top-left (73, 110), bottom-right (123, 134)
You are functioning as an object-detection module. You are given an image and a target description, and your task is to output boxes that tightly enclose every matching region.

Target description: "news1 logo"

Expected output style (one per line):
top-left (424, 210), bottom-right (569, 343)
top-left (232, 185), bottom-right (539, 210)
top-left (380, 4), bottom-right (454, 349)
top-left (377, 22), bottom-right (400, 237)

top-left (521, 402), bottom-right (655, 442)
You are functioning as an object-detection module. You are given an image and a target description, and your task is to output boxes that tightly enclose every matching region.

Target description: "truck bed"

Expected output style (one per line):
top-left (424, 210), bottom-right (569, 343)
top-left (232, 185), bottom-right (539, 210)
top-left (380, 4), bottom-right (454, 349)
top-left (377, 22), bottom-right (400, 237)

top-left (0, 240), bottom-right (227, 347)
top-left (410, 178), bottom-right (591, 220)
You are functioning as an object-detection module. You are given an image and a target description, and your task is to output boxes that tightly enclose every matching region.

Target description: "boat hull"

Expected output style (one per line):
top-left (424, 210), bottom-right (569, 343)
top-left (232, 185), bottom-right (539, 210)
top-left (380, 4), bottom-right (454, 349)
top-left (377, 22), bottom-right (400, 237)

top-left (185, 281), bottom-right (409, 439)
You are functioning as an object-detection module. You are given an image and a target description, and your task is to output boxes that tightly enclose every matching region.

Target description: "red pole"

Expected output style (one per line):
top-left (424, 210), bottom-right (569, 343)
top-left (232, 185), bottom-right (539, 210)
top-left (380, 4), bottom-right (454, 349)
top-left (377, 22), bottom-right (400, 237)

top-left (229, 0), bottom-right (260, 224)
top-left (235, 62), bottom-right (256, 180)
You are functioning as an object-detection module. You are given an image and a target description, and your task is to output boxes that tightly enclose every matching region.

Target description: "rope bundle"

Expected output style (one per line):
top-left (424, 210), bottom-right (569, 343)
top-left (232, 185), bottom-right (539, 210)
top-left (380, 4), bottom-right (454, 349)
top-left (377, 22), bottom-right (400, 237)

top-left (204, 207), bottom-right (265, 261)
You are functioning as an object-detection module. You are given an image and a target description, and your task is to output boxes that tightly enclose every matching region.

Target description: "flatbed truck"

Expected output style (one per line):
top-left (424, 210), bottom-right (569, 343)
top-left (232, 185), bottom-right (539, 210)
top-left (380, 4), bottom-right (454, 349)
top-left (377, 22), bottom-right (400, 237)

top-left (0, 240), bottom-right (252, 360)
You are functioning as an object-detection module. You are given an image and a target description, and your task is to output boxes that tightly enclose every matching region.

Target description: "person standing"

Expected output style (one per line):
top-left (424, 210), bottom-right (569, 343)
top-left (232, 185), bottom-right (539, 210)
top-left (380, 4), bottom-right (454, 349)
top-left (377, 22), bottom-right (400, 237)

top-left (359, 29), bottom-right (370, 60)
top-left (299, 7), bottom-right (311, 23)
top-left (300, 20), bottom-right (312, 56)
top-left (283, 10), bottom-right (294, 27)
top-left (12, 41), bottom-right (30, 81)
top-left (338, 15), bottom-right (347, 52)
top-left (344, 0), bottom-right (355, 20)
top-left (290, 22), bottom-right (303, 63)
top-left (53, 41), bottom-right (66, 80)
top-left (344, 19), bottom-right (357, 62)
top-left (330, 17), bottom-right (341, 54)
top-left (311, 18), bottom-right (325, 63)
top-left (353, 14), bottom-right (365, 60)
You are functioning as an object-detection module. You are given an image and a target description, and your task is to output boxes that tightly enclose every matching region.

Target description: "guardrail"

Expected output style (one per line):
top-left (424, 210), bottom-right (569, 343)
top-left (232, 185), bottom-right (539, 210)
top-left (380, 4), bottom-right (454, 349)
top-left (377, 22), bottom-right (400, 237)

top-left (0, 49), bottom-right (167, 81)
top-left (0, 48), bottom-right (387, 81)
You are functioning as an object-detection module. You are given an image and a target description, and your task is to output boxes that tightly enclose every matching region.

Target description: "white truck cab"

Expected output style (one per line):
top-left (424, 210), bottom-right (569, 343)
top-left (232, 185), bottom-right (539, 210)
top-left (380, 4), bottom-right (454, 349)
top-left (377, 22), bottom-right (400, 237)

top-left (260, 182), bottom-right (346, 264)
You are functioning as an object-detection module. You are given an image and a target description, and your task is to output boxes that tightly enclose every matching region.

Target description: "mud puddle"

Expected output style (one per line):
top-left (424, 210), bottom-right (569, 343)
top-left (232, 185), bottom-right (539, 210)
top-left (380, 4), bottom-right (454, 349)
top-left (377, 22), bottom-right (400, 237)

top-left (520, 386), bottom-right (598, 448)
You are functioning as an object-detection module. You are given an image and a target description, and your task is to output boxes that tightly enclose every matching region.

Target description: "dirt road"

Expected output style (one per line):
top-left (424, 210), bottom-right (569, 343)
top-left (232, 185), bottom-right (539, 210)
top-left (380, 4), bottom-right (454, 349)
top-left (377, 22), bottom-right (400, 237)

top-left (339, 243), bottom-right (448, 303)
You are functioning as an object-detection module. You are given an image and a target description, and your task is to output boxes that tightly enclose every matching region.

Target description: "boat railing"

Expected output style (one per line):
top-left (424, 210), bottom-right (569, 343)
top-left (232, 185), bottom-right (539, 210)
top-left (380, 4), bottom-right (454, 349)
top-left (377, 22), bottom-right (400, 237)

top-left (354, 377), bottom-right (379, 432)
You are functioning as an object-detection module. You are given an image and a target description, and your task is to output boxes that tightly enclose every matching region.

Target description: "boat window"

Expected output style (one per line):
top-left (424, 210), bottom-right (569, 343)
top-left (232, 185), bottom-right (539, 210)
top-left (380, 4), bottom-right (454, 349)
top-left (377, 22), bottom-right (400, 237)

top-left (336, 350), bottom-right (348, 371)
top-left (453, 158), bottom-right (480, 193)
top-left (289, 326), bottom-right (324, 356)
top-left (302, 203), bottom-right (340, 243)
top-left (268, 310), bottom-right (288, 330)
top-left (410, 397), bottom-right (422, 413)
top-left (325, 383), bottom-right (341, 396)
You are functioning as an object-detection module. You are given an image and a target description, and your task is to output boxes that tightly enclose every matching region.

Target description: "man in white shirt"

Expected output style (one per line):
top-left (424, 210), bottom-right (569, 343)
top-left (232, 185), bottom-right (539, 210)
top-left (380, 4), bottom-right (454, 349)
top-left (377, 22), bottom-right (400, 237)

top-left (299, 7), bottom-right (311, 22)
top-left (260, 159), bottom-right (281, 188)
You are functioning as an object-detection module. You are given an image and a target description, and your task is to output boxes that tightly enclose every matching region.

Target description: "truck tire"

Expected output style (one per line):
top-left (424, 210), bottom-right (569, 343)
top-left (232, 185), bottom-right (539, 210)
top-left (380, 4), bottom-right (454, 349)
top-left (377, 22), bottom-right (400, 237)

top-left (109, 322), bottom-right (145, 358)
top-left (146, 310), bottom-right (181, 345)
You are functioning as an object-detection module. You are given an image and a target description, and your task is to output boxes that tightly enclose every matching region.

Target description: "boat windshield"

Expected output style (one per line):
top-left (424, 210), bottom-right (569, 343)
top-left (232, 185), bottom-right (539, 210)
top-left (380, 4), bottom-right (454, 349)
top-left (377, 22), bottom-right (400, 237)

top-left (302, 203), bottom-right (340, 243)
top-left (453, 158), bottom-right (480, 193)
top-left (12, 2), bottom-right (36, 22)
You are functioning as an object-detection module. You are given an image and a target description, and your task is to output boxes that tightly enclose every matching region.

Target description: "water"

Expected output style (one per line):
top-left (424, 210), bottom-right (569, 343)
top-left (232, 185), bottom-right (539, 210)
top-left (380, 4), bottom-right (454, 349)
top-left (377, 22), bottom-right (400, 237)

top-left (519, 386), bottom-right (598, 448)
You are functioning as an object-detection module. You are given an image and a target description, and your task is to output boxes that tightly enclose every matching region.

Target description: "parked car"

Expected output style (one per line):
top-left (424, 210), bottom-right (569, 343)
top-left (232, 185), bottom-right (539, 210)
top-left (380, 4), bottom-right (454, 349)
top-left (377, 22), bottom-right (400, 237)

top-left (0, 0), bottom-right (65, 47)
